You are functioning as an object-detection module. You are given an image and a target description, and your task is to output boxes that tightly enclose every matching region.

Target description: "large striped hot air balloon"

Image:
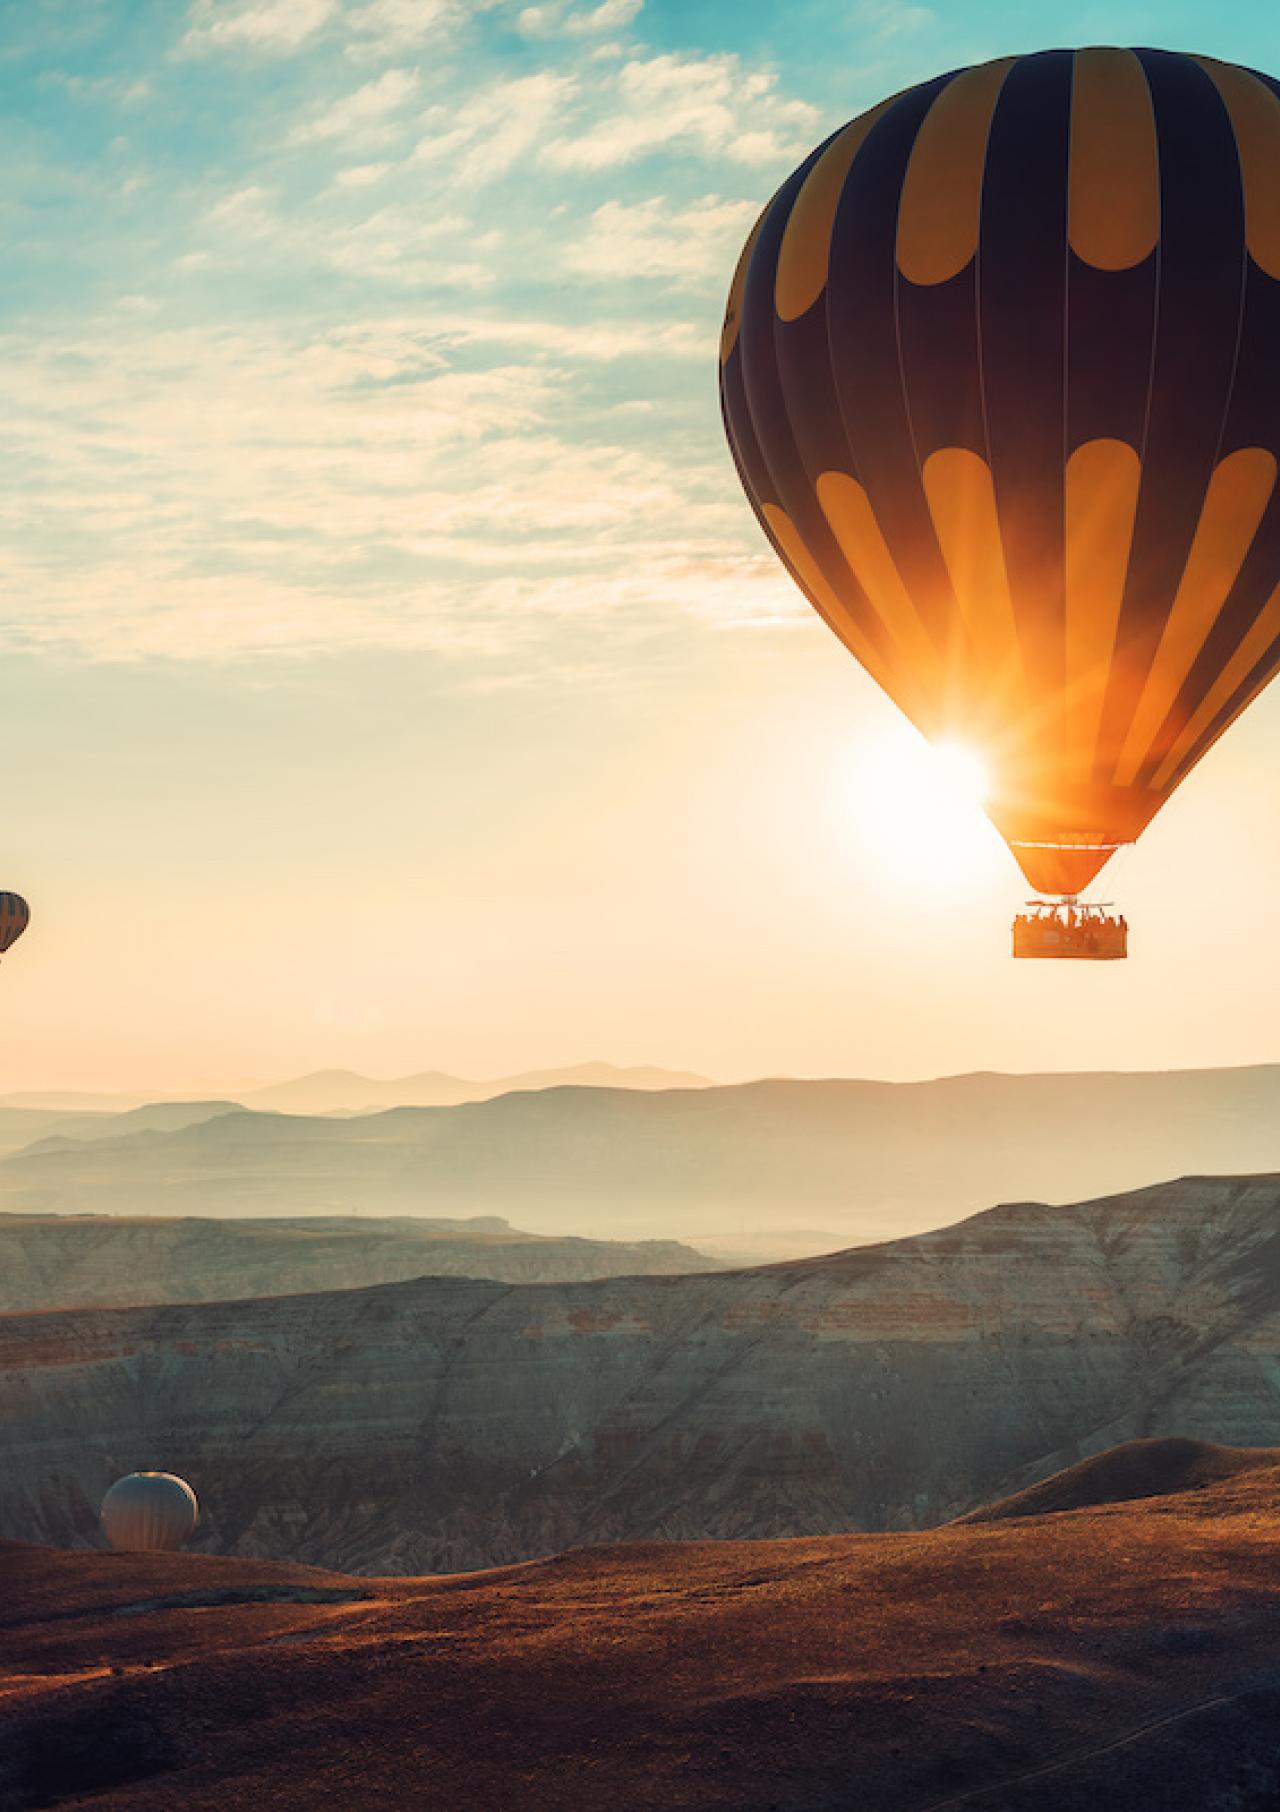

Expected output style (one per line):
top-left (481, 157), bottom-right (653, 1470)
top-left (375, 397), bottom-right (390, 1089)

top-left (0, 894), bottom-right (29, 957)
top-left (721, 48), bottom-right (1280, 958)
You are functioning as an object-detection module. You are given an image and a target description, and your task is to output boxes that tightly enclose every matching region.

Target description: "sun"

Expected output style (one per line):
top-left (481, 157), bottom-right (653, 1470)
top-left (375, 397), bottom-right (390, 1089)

top-left (846, 726), bottom-right (999, 892)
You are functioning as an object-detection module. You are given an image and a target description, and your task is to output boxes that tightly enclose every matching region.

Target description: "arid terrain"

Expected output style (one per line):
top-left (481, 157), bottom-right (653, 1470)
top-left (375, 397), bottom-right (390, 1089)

top-left (0, 1211), bottom-right (718, 1313)
top-left (7, 1173), bottom-right (1280, 1572)
top-left (6, 1439), bottom-right (1280, 1811)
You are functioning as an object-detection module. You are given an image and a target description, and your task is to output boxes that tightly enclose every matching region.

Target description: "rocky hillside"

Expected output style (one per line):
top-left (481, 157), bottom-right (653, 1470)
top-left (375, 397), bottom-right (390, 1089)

top-left (5, 1173), bottom-right (1280, 1574)
top-left (5, 1066), bottom-right (1280, 1242)
top-left (0, 1212), bottom-right (720, 1313)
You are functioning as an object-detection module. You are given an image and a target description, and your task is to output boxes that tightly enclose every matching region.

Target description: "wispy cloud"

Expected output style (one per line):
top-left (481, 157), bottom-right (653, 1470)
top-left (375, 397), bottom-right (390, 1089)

top-left (0, 314), bottom-right (744, 661)
top-left (413, 72), bottom-right (577, 186)
top-left (542, 52), bottom-right (818, 169)
top-left (181, 0), bottom-right (337, 55)
top-left (517, 0), bottom-right (643, 38)
top-left (343, 0), bottom-right (468, 59)
top-left (851, 0), bottom-right (936, 39)
top-left (288, 67), bottom-right (420, 146)
top-left (566, 194), bottom-right (757, 285)
top-left (16, 0), bottom-right (821, 674)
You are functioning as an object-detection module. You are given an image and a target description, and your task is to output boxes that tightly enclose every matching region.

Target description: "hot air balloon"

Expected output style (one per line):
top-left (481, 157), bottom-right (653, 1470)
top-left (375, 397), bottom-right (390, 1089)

top-left (100, 1472), bottom-right (199, 1553)
top-left (721, 48), bottom-right (1280, 959)
top-left (0, 894), bottom-right (30, 958)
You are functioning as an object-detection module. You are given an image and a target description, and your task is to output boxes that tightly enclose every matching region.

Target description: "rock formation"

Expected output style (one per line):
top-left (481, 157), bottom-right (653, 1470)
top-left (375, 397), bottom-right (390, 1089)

top-left (0, 1212), bottom-right (719, 1313)
top-left (5, 1174), bottom-right (1280, 1573)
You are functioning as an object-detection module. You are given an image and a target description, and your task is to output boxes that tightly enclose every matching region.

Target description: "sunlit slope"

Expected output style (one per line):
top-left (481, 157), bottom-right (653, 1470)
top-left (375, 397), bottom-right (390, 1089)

top-left (8, 1174), bottom-right (1280, 1572)
top-left (4, 1067), bottom-right (1280, 1237)
top-left (8, 1450), bottom-right (1280, 1810)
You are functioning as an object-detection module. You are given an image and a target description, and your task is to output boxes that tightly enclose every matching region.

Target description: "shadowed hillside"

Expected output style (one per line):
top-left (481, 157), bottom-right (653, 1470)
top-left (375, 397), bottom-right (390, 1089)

top-left (7, 1174), bottom-right (1280, 1573)
top-left (7, 1451), bottom-right (1280, 1810)
top-left (6, 1065), bottom-right (1280, 1240)
top-left (0, 1212), bottom-right (720, 1313)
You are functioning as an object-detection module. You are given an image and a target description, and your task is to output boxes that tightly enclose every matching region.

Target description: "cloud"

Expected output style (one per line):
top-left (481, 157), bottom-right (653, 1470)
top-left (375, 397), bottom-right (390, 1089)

top-left (542, 52), bottom-right (818, 170)
top-left (565, 194), bottom-right (757, 286)
top-left (343, 0), bottom-right (467, 58)
top-left (288, 67), bottom-right (420, 146)
top-left (0, 315), bottom-right (745, 665)
top-left (517, 0), bottom-right (642, 37)
top-left (401, 50), bottom-right (814, 189)
top-left (852, 0), bottom-right (936, 39)
top-left (198, 177), bottom-right (486, 286)
top-left (40, 71), bottom-right (152, 106)
top-left (181, 0), bottom-right (337, 55)
top-left (206, 182), bottom-right (277, 231)
top-left (413, 72), bottom-right (576, 186)
top-left (333, 162), bottom-right (392, 187)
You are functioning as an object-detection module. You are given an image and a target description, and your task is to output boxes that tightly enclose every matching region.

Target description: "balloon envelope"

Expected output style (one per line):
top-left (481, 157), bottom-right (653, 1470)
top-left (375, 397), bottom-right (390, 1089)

top-left (721, 48), bottom-right (1280, 894)
top-left (100, 1472), bottom-right (199, 1553)
top-left (0, 894), bottom-right (30, 954)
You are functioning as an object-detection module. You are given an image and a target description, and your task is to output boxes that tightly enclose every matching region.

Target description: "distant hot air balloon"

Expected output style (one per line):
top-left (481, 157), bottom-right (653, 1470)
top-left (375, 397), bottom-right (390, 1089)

top-left (721, 48), bottom-right (1280, 958)
top-left (0, 894), bottom-right (30, 957)
top-left (100, 1472), bottom-right (199, 1553)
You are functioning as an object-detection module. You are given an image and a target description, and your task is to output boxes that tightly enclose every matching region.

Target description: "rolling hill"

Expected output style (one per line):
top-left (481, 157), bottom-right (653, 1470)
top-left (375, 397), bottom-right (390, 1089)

top-left (6, 1173), bottom-right (1280, 1573)
top-left (5, 1064), bottom-right (1280, 1240)
top-left (6, 1445), bottom-right (1280, 1809)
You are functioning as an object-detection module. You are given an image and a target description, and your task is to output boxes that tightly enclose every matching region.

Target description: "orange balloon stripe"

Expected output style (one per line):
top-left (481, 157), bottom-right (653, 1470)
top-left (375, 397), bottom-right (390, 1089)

top-left (896, 59), bottom-right (1015, 286)
top-left (1064, 438), bottom-right (1142, 779)
top-left (1151, 580), bottom-right (1280, 789)
top-left (1113, 448), bottom-right (1277, 785)
top-left (775, 99), bottom-right (897, 322)
top-left (1197, 58), bottom-right (1280, 281)
top-left (920, 448), bottom-right (1028, 723)
top-left (1068, 49), bottom-right (1159, 272)
top-left (815, 471), bottom-right (945, 720)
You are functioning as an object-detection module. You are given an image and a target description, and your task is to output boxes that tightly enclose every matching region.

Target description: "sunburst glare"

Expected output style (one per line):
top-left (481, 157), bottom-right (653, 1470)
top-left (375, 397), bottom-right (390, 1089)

top-left (846, 726), bottom-right (1000, 892)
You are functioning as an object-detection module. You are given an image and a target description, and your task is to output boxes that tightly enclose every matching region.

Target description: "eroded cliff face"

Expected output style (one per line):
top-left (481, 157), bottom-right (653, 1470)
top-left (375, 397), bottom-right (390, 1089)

top-left (4, 1176), bottom-right (1280, 1574)
top-left (0, 1213), bottom-right (718, 1312)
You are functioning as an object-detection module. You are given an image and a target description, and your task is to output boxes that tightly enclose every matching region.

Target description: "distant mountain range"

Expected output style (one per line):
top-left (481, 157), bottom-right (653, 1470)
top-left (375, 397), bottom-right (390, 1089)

top-left (6, 1064), bottom-right (1280, 1242)
top-left (0, 1061), bottom-right (712, 1118)
top-left (0, 1211), bottom-right (719, 1313)
top-left (6, 1172), bottom-right (1280, 1574)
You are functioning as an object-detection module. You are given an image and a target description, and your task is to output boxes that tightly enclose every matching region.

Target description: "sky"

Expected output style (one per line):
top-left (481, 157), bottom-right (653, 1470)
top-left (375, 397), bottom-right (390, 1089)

top-left (3, 0), bottom-right (1280, 1094)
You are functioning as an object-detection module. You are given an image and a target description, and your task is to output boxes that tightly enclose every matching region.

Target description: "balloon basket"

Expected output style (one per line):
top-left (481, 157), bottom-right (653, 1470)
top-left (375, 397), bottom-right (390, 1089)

top-left (1012, 898), bottom-right (1128, 961)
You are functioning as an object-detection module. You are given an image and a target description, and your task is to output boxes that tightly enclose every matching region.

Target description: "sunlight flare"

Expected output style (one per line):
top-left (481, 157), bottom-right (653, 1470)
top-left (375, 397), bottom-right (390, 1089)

top-left (847, 727), bottom-right (998, 892)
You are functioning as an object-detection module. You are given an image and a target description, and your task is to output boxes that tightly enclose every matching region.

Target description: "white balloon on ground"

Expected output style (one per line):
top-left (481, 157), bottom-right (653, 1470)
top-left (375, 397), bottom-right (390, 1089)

top-left (100, 1472), bottom-right (199, 1552)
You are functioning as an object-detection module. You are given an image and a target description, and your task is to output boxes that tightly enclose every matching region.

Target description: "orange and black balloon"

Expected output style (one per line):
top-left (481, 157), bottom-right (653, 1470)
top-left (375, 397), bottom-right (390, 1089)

top-left (721, 48), bottom-right (1280, 898)
top-left (0, 894), bottom-right (29, 957)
